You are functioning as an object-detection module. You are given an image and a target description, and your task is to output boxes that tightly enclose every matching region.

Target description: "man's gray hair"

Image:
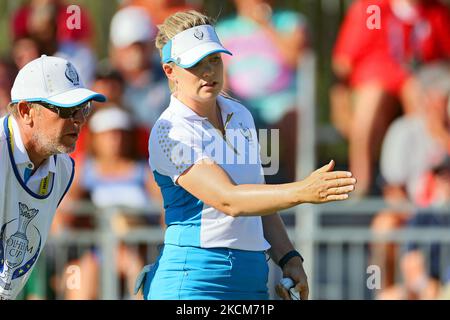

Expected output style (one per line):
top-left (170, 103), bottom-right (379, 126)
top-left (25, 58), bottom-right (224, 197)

top-left (7, 101), bottom-right (42, 118)
top-left (416, 62), bottom-right (450, 96)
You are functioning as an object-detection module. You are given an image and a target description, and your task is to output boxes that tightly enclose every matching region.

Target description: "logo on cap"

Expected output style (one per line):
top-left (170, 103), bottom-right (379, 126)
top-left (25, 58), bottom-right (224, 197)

top-left (65, 62), bottom-right (80, 86)
top-left (194, 29), bottom-right (204, 40)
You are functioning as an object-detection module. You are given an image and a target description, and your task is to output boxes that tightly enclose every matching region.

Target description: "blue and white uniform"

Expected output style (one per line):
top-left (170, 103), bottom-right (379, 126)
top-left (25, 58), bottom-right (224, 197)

top-left (0, 54), bottom-right (105, 300)
top-left (0, 116), bottom-right (74, 300)
top-left (143, 95), bottom-right (271, 299)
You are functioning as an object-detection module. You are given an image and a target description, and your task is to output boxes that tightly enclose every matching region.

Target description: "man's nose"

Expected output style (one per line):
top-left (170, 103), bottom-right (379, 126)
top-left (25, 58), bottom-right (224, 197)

top-left (72, 108), bottom-right (86, 125)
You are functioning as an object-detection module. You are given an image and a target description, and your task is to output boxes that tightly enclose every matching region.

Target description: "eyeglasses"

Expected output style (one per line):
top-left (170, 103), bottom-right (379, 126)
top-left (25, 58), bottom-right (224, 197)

top-left (37, 101), bottom-right (92, 119)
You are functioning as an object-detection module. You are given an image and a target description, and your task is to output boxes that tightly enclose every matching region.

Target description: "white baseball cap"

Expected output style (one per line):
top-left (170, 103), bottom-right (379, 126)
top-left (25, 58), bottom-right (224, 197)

top-left (11, 55), bottom-right (106, 108)
top-left (110, 6), bottom-right (156, 48)
top-left (89, 106), bottom-right (133, 133)
top-left (162, 24), bottom-right (232, 68)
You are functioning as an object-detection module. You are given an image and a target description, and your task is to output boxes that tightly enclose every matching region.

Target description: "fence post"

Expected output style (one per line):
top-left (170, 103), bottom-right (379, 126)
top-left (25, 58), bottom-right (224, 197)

top-left (98, 207), bottom-right (120, 300)
top-left (295, 49), bottom-right (318, 299)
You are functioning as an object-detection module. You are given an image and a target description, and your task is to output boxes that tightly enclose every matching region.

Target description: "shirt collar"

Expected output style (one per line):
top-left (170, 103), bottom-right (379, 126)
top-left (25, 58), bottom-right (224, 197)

top-left (10, 116), bottom-right (56, 173)
top-left (169, 95), bottom-right (207, 120)
top-left (169, 94), bottom-right (238, 121)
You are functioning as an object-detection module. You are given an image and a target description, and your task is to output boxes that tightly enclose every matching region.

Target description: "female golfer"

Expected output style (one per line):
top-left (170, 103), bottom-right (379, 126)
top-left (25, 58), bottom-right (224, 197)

top-left (137, 10), bottom-right (357, 300)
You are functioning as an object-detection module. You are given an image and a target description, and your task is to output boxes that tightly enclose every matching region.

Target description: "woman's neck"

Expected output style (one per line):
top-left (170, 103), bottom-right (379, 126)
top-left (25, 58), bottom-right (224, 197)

top-left (176, 93), bottom-right (218, 123)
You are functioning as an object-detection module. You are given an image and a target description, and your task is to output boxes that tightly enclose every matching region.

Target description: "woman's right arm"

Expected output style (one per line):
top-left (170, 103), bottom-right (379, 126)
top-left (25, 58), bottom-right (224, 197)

top-left (177, 159), bottom-right (356, 217)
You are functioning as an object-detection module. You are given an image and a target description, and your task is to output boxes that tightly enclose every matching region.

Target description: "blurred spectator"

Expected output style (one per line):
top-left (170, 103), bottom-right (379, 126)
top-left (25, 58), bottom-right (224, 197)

top-left (126, 0), bottom-right (198, 25)
top-left (56, 106), bottom-right (162, 299)
top-left (331, 0), bottom-right (450, 196)
top-left (91, 61), bottom-right (126, 107)
top-left (79, 107), bottom-right (161, 211)
top-left (109, 6), bottom-right (171, 128)
top-left (12, 0), bottom-right (97, 86)
top-left (370, 62), bottom-right (450, 289)
top-left (11, 37), bottom-right (40, 70)
top-left (70, 62), bottom-right (127, 165)
top-left (380, 62), bottom-right (450, 206)
top-left (377, 250), bottom-right (442, 300)
top-left (378, 163), bottom-right (450, 300)
top-left (0, 59), bottom-right (16, 117)
top-left (12, 0), bottom-right (93, 50)
top-left (216, 0), bottom-right (308, 183)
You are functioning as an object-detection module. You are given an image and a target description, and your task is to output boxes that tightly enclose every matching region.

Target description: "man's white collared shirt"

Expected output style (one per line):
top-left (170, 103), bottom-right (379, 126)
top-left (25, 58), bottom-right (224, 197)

top-left (10, 117), bottom-right (55, 195)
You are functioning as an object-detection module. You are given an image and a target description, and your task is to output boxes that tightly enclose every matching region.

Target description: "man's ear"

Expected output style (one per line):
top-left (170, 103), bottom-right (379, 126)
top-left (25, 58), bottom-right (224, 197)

top-left (162, 63), bottom-right (176, 82)
top-left (17, 101), bottom-right (34, 125)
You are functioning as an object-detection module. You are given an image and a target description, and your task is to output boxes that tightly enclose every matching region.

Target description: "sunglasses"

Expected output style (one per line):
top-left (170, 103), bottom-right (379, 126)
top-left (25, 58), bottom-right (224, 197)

top-left (37, 101), bottom-right (92, 119)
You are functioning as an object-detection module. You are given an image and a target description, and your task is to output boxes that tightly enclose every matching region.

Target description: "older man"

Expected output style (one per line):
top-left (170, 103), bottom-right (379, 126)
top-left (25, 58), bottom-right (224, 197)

top-left (0, 55), bottom-right (105, 299)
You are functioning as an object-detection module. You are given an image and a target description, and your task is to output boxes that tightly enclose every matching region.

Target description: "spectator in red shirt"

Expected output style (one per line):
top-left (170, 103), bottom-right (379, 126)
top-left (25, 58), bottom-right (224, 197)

top-left (11, 0), bottom-right (97, 87)
top-left (11, 0), bottom-right (93, 55)
top-left (125, 0), bottom-right (199, 25)
top-left (331, 0), bottom-right (450, 196)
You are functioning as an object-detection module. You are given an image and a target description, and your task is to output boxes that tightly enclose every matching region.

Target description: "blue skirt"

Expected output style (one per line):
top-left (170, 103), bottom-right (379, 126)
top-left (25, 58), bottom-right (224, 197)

top-left (142, 244), bottom-right (269, 300)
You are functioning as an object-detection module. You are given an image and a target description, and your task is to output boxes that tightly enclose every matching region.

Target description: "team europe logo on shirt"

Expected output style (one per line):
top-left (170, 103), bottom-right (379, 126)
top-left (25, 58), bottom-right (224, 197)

top-left (239, 122), bottom-right (253, 143)
top-left (0, 202), bottom-right (42, 299)
top-left (65, 62), bottom-right (80, 86)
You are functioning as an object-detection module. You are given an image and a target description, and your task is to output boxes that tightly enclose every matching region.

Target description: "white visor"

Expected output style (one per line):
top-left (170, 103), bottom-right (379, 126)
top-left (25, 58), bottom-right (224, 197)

top-left (161, 25), bottom-right (232, 68)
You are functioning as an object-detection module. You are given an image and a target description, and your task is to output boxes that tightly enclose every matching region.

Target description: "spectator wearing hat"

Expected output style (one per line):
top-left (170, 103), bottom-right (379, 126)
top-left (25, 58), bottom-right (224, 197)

top-left (56, 106), bottom-right (162, 300)
top-left (0, 54), bottom-right (105, 300)
top-left (109, 6), bottom-right (171, 128)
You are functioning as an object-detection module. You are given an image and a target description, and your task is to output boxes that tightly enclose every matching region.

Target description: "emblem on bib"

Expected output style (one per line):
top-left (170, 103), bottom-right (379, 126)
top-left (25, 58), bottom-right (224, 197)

top-left (0, 203), bottom-right (42, 299)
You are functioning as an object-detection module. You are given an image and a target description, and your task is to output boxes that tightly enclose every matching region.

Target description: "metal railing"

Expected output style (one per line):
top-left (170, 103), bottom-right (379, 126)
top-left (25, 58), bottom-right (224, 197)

top-left (38, 199), bottom-right (450, 300)
top-left (24, 50), bottom-right (450, 300)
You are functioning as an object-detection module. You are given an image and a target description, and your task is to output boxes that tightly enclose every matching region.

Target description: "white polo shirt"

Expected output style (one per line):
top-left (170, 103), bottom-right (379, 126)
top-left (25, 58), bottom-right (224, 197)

top-left (149, 95), bottom-right (270, 251)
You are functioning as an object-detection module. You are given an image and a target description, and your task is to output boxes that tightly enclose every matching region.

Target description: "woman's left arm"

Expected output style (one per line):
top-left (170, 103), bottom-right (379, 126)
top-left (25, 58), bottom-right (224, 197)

top-left (262, 214), bottom-right (309, 300)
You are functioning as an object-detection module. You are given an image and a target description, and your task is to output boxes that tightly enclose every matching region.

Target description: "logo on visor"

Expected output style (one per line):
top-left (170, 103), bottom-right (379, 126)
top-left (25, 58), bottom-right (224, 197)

top-left (194, 29), bottom-right (204, 40)
top-left (65, 62), bottom-right (80, 86)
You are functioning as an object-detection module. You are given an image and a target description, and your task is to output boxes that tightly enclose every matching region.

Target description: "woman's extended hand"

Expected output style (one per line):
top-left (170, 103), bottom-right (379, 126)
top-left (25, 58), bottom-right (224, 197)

top-left (296, 160), bottom-right (357, 203)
